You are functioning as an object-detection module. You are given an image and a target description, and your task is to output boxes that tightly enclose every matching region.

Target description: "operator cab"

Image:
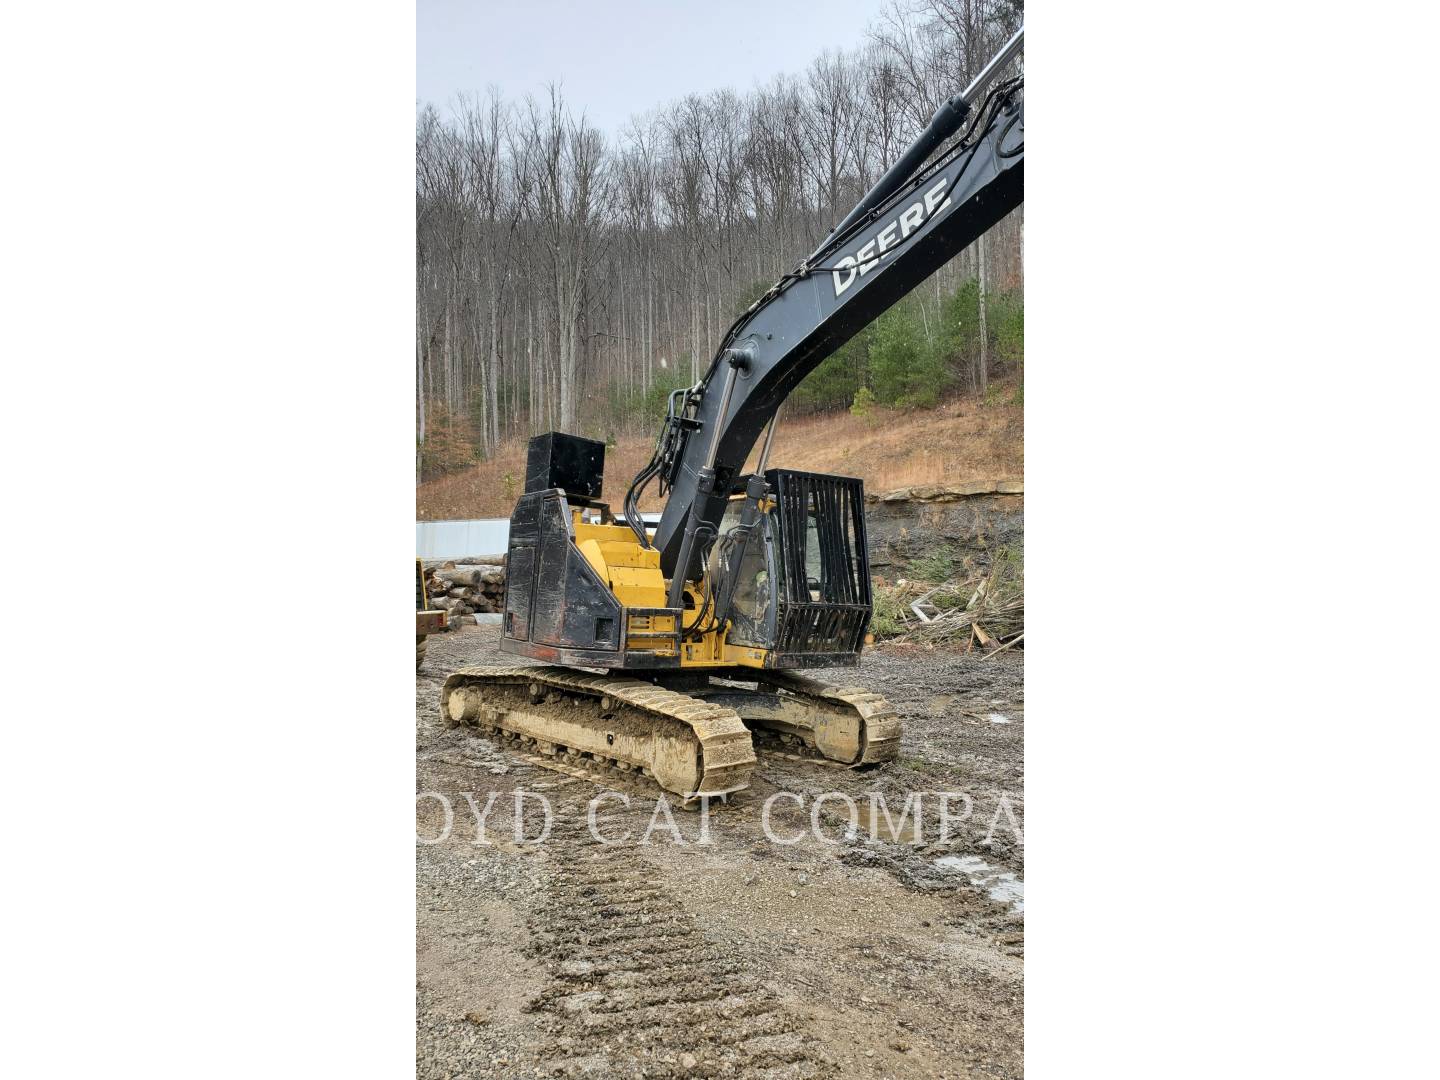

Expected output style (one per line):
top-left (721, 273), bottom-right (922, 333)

top-left (708, 469), bottom-right (872, 667)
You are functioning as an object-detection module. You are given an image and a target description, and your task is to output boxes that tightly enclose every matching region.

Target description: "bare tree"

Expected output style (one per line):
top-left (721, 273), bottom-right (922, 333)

top-left (415, 1), bottom-right (1025, 474)
top-left (523, 88), bottom-right (611, 432)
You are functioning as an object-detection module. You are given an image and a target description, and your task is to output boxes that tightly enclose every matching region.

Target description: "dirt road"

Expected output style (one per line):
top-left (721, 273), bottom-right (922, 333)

top-left (417, 625), bottom-right (1024, 1079)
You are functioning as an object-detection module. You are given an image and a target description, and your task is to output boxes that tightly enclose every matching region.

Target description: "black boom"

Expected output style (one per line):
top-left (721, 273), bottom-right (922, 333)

top-left (640, 76), bottom-right (1024, 582)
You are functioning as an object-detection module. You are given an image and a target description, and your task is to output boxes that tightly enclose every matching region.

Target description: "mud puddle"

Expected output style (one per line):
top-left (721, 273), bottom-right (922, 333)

top-left (935, 854), bottom-right (1025, 912)
top-left (849, 802), bottom-right (923, 843)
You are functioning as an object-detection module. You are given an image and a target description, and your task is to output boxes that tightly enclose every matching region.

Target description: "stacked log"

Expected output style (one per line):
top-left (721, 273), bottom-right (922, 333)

top-left (421, 555), bottom-right (506, 628)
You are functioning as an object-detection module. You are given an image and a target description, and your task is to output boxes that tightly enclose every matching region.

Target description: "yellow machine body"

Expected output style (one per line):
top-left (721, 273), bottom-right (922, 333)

top-left (570, 511), bottom-right (770, 670)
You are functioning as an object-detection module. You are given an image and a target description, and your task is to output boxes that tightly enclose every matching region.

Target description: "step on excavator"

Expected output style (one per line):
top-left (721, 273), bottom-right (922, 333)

top-left (443, 27), bottom-right (1024, 801)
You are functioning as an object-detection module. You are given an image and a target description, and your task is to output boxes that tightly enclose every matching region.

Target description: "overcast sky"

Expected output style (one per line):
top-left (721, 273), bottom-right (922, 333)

top-left (417, 0), bottom-right (890, 135)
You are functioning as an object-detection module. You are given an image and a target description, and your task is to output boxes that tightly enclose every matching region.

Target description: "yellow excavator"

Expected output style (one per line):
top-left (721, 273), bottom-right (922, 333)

top-left (443, 28), bottom-right (1023, 800)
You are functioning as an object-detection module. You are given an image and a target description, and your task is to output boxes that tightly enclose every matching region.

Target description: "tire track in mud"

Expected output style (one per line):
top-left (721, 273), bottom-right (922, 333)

top-left (524, 799), bottom-right (834, 1079)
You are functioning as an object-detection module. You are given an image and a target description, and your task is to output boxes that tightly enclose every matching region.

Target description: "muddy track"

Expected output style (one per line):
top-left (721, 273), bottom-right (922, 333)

top-left (419, 625), bottom-right (1024, 1079)
top-left (525, 800), bottom-right (833, 1079)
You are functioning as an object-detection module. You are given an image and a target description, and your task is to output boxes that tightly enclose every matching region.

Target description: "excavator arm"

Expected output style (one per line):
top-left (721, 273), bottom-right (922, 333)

top-left (637, 29), bottom-right (1024, 589)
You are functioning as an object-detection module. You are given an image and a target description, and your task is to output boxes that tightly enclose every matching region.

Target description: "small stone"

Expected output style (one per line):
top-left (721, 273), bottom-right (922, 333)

top-left (680, 1052), bottom-right (698, 1070)
top-left (561, 990), bottom-right (605, 1013)
top-left (797, 873), bottom-right (809, 885)
top-left (789, 889), bottom-right (797, 898)
top-left (866, 1049), bottom-right (876, 1057)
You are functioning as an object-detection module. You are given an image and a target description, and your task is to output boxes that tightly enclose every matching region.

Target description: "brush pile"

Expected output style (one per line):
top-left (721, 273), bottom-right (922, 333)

top-left (421, 555), bottom-right (506, 628)
top-left (872, 546), bottom-right (1023, 653)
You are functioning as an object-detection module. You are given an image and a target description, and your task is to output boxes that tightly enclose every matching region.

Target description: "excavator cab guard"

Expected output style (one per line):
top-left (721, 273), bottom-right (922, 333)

top-left (716, 470), bottom-right (871, 667)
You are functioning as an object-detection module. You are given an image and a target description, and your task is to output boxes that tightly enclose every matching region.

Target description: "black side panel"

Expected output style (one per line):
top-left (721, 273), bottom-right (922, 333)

top-left (508, 491), bottom-right (623, 652)
top-left (503, 491), bottom-right (544, 641)
top-left (529, 498), bottom-right (571, 644)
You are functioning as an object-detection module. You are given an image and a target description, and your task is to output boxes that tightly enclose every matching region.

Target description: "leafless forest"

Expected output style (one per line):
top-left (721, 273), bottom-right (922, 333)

top-left (416, 0), bottom-right (1024, 478)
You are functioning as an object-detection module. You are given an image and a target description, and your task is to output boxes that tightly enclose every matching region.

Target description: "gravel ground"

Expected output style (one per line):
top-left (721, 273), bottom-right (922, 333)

top-left (417, 625), bottom-right (1024, 1079)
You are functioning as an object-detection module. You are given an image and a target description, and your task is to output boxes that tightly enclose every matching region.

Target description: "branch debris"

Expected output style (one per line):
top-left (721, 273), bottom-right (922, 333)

top-left (872, 546), bottom-right (1023, 653)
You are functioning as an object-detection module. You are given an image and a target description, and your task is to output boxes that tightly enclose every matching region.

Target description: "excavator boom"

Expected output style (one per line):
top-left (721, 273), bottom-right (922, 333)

top-left (646, 33), bottom-right (1023, 582)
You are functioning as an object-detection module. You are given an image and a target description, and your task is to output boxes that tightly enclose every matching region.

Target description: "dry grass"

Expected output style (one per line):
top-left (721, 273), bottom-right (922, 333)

top-left (754, 384), bottom-right (1023, 491)
top-left (416, 379), bottom-right (1023, 520)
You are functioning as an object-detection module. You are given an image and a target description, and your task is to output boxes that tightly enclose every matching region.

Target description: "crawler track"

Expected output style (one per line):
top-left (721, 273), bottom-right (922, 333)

top-left (525, 808), bottom-right (833, 1078)
top-left (697, 669), bottom-right (904, 767)
top-left (442, 666), bottom-right (757, 800)
top-left (442, 665), bottom-right (902, 800)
